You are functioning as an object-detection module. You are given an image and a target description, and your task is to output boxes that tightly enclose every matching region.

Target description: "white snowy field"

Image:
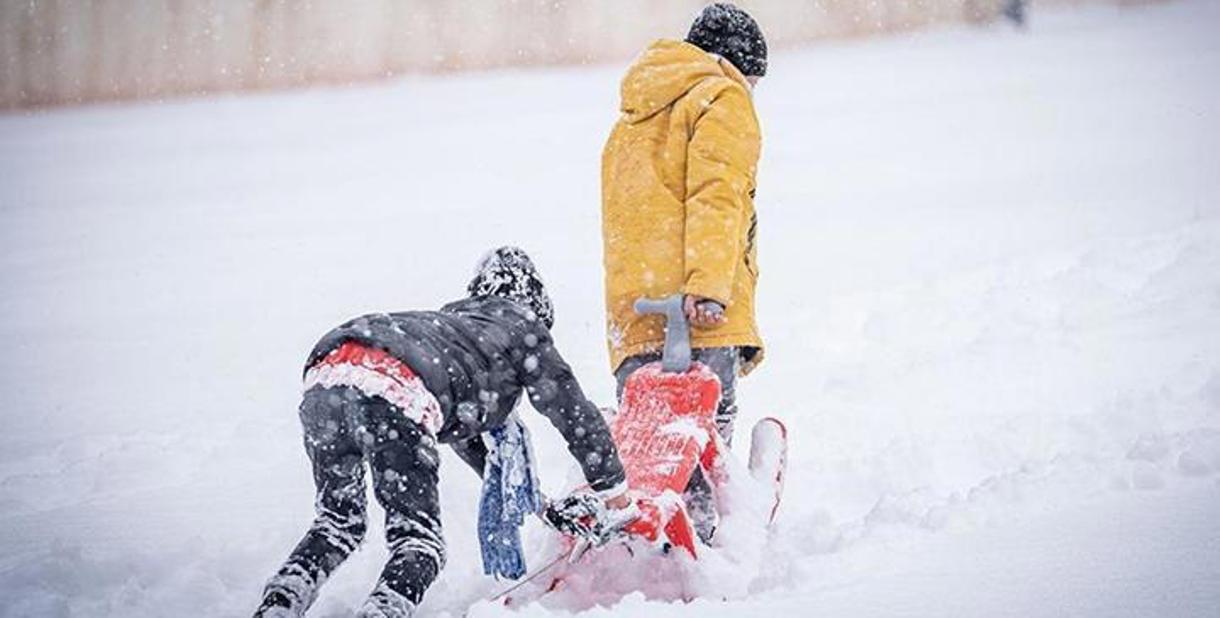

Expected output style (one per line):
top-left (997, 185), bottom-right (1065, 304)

top-left (2, 1), bottom-right (1219, 616)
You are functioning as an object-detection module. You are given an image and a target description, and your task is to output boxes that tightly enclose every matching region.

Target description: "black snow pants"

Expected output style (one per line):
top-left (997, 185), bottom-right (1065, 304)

top-left (257, 385), bottom-right (444, 618)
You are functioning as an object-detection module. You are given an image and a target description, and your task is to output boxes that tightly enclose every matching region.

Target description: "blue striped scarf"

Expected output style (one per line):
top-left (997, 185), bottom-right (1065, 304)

top-left (477, 412), bottom-right (543, 580)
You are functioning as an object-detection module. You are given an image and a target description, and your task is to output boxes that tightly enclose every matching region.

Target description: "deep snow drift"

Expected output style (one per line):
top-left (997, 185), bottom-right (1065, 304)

top-left (1, 1), bottom-right (1218, 616)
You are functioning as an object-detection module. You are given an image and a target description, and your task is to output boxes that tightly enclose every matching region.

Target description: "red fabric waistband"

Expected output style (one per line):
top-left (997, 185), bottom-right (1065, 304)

top-left (315, 341), bottom-right (419, 383)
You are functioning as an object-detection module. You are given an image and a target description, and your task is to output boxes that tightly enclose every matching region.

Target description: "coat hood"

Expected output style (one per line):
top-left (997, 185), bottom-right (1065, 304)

top-left (619, 39), bottom-right (748, 124)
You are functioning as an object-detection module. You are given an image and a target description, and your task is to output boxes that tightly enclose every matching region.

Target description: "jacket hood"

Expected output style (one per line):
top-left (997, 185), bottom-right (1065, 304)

top-left (619, 39), bottom-right (746, 124)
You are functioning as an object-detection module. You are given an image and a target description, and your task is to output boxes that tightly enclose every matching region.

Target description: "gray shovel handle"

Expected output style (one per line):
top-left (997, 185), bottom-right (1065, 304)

top-left (634, 295), bottom-right (691, 373)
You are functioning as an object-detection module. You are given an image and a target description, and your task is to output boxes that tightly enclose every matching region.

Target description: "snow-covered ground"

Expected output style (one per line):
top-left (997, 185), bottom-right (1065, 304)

top-left (2, 1), bottom-right (1219, 616)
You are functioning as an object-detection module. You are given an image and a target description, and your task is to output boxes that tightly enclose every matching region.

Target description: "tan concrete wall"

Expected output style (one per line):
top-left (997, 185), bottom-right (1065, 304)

top-left (0, 0), bottom-right (1148, 109)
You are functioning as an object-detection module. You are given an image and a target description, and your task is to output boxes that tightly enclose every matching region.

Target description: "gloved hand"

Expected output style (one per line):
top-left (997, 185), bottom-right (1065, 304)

top-left (541, 493), bottom-right (600, 538)
top-left (541, 491), bottom-right (640, 546)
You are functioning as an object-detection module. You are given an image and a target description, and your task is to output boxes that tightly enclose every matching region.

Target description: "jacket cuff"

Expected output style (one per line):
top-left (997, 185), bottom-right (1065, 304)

top-left (682, 279), bottom-right (732, 306)
top-left (589, 476), bottom-right (628, 498)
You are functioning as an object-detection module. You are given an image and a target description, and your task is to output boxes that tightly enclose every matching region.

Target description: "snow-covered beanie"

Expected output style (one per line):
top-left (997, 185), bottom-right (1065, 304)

top-left (468, 246), bottom-right (556, 330)
top-left (685, 3), bottom-right (768, 77)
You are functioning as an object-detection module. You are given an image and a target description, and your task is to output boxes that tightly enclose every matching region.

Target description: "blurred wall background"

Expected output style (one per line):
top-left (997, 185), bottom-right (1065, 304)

top-left (0, 0), bottom-right (1148, 109)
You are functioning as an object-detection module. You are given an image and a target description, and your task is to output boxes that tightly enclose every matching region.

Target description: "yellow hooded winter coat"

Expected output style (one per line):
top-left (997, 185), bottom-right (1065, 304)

top-left (602, 39), bottom-right (763, 375)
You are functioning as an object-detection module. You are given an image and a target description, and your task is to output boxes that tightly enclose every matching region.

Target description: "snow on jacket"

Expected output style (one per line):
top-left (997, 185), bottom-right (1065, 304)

top-left (601, 39), bottom-right (764, 376)
top-left (305, 296), bottom-right (626, 494)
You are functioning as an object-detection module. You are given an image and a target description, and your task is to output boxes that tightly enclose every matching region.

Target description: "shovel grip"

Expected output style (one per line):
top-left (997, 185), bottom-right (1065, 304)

top-left (633, 295), bottom-right (691, 373)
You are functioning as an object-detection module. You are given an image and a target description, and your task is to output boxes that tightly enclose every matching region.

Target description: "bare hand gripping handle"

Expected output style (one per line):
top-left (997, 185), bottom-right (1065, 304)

top-left (634, 294), bottom-right (691, 373)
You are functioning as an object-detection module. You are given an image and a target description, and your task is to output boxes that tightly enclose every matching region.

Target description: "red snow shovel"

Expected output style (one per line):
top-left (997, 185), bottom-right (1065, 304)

top-left (492, 298), bottom-right (721, 605)
top-left (610, 294), bottom-right (724, 559)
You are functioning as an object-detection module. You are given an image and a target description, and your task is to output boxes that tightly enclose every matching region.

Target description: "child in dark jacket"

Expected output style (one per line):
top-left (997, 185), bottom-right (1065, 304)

top-left (255, 247), bottom-right (628, 618)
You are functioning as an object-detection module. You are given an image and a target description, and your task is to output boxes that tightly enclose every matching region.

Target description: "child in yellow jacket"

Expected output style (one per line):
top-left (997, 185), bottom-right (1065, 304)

top-left (602, 3), bottom-right (767, 447)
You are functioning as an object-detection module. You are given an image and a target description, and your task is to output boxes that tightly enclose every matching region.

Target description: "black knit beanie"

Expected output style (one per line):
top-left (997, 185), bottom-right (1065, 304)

top-left (468, 246), bottom-right (555, 330)
top-left (686, 3), bottom-right (768, 77)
